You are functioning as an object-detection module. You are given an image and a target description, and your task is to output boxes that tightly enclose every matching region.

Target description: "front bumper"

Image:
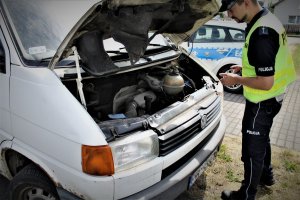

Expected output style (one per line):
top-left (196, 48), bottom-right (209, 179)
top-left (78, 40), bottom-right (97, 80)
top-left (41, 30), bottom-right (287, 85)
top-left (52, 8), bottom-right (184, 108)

top-left (122, 115), bottom-right (226, 200)
top-left (56, 115), bottom-right (226, 200)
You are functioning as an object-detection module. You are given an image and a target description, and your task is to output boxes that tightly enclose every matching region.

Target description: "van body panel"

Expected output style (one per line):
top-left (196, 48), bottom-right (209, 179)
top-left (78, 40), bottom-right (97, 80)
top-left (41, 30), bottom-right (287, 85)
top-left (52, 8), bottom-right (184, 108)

top-left (0, 31), bottom-right (11, 140)
top-left (9, 66), bottom-right (107, 146)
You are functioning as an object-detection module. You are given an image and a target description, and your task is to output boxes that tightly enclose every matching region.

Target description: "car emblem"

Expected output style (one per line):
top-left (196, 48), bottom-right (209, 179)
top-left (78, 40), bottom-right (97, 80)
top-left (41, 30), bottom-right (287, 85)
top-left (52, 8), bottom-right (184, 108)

top-left (200, 114), bottom-right (208, 129)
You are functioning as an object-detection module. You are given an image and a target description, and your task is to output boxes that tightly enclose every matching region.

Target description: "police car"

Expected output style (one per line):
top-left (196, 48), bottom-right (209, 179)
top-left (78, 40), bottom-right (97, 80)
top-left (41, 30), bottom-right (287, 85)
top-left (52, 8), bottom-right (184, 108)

top-left (181, 19), bottom-right (246, 93)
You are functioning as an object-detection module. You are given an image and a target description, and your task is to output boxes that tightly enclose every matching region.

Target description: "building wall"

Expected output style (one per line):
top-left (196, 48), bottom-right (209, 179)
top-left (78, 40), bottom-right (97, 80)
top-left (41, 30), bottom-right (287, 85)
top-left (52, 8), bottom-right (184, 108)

top-left (273, 0), bottom-right (300, 24)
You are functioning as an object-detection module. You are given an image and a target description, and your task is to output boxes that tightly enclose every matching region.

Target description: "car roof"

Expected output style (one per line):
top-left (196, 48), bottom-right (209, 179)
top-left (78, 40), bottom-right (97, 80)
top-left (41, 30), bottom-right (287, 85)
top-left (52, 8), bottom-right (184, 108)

top-left (204, 19), bottom-right (246, 30)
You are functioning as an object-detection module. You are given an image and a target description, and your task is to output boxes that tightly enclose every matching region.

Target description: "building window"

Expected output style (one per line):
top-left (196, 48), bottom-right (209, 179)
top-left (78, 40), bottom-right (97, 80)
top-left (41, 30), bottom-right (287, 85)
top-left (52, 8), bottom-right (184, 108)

top-left (288, 16), bottom-right (296, 24)
top-left (288, 16), bottom-right (300, 24)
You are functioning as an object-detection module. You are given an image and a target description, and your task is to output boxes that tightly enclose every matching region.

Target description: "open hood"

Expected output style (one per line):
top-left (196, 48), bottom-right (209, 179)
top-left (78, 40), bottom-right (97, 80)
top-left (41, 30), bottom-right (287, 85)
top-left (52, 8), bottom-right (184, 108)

top-left (48, 0), bottom-right (221, 75)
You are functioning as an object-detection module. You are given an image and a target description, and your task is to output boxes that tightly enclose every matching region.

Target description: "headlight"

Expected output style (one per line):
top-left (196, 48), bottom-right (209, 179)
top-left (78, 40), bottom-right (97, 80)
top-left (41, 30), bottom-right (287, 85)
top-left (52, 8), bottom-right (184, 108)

top-left (110, 130), bottom-right (159, 172)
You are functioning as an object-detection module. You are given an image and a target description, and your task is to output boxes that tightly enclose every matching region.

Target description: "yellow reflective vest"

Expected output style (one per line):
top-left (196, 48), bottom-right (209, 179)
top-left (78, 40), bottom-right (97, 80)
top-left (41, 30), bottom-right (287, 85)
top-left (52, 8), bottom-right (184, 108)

top-left (242, 11), bottom-right (297, 103)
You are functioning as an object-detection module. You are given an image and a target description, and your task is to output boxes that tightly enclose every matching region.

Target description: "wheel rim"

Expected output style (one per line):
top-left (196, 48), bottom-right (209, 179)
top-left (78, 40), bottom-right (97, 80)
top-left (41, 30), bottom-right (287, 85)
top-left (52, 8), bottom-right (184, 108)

top-left (19, 187), bottom-right (56, 200)
top-left (224, 68), bottom-right (242, 90)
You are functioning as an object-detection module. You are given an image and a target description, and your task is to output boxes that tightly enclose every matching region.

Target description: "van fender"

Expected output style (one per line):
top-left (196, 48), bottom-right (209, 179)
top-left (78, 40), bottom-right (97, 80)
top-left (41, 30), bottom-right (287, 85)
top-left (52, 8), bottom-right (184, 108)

top-left (9, 140), bottom-right (61, 187)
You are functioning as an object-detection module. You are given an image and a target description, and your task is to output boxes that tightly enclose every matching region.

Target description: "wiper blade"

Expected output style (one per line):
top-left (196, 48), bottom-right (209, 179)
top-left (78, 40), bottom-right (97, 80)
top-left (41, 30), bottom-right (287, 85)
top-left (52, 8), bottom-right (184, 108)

top-left (40, 56), bottom-right (53, 62)
top-left (107, 49), bottom-right (152, 62)
top-left (106, 50), bottom-right (127, 54)
top-left (40, 56), bottom-right (75, 67)
top-left (108, 43), bottom-right (173, 52)
top-left (148, 43), bottom-right (176, 51)
top-left (147, 43), bottom-right (170, 47)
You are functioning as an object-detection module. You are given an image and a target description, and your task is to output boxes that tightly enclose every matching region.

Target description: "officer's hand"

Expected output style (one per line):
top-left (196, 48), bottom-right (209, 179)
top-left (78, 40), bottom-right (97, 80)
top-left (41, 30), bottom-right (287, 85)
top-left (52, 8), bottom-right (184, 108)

top-left (219, 73), bottom-right (240, 86)
top-left (230, 65), bottom-right (242, 73)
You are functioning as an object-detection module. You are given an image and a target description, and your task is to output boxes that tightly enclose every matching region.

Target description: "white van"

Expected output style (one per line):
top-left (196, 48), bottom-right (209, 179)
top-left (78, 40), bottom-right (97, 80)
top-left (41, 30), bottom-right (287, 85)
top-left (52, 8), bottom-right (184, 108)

top-left (0, 0), bottom-right (226, 199)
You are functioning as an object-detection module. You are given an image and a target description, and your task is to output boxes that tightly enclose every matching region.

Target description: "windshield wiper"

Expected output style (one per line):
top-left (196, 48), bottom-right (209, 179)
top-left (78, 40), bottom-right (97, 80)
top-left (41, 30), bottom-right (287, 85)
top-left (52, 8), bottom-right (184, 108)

top-left (106, 50), bottom-right (127, 54)
top-left (40, 56), bottom-right (53, 62)
top-left (148, 43), bottom-right (171, 48)
top-left (107, 49), bottom-right (152, 62)
top-left (109, 43), bottom-right (173, 52)
top-left (40, 56), bottom-right (75, 67)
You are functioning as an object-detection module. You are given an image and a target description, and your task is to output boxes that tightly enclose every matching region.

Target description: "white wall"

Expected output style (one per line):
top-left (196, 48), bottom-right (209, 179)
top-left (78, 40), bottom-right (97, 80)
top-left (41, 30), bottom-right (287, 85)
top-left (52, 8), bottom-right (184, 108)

top-left (273, 0), bottom-right (300, 24)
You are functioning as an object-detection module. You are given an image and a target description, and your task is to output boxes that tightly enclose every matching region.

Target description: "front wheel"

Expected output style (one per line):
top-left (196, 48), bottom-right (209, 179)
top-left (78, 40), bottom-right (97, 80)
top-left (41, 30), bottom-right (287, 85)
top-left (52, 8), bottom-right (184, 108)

top-left (218, 65), bottom-right (243, 94)
top-left (8, 164), bottom-right (59, 200)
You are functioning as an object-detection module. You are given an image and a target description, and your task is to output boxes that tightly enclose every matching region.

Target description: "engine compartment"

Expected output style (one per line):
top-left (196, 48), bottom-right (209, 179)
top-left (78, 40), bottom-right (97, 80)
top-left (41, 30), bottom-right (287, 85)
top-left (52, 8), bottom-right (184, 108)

top-left (62, 54), bottom-right (218, 140)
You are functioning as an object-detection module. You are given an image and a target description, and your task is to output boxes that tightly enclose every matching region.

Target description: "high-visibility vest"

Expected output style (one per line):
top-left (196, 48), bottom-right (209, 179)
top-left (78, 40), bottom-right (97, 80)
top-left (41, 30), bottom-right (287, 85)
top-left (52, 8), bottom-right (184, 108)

top-left (242, 11), bottom-right (297, 103)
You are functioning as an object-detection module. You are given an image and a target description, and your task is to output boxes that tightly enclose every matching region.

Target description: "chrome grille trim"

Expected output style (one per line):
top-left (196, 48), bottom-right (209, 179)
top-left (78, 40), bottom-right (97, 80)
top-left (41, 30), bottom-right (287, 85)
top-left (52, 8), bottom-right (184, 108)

top-left (200, 97), bottom-right (221, 125)
top-left (159, 96), bottom-right (221, 156)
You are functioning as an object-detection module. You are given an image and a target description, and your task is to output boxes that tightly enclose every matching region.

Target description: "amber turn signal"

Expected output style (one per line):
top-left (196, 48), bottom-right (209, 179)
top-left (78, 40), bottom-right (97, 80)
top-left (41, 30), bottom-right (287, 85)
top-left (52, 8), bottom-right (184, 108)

top-left (82, 145), bottom-right (114, 176)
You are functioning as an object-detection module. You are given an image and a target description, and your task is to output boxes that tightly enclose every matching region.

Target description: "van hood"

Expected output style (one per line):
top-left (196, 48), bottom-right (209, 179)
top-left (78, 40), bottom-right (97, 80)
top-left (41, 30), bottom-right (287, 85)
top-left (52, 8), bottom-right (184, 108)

top-left (49, 0), bottom-right (221, 75)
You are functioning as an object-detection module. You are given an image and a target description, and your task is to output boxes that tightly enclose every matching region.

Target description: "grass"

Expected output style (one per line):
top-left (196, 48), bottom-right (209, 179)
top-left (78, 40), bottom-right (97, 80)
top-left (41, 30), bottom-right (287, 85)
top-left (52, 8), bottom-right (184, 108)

top-left (280, 150), bottom-right (299, 172)
top-left (226, 169), bottom-right (240, 182)
top-left (283, 160), bottom-right (297, 172)
top-left (217, 144), bottom-right (232, 162)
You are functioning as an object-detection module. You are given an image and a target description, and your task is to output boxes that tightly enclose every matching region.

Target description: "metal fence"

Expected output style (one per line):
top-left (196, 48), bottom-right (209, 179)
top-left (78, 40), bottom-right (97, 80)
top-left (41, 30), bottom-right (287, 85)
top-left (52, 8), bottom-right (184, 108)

top-left (284, 24), bottom-right (300, 35)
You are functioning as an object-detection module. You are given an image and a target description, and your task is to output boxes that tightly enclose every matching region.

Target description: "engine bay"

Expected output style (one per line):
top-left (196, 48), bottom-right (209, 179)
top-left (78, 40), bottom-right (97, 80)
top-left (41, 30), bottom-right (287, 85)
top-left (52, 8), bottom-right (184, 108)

top-left (62, 54), bottom-right (219, 140)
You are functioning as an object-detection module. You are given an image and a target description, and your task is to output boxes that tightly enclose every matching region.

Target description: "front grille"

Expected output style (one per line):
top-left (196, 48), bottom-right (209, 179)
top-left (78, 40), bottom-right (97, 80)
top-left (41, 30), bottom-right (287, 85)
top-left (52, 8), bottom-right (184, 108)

top-left (206, 98), bottom-right (221, 125)
top-left (159, 97), bottom-right (221, 156)
top-left (161, 122), bottom-right (220, 179)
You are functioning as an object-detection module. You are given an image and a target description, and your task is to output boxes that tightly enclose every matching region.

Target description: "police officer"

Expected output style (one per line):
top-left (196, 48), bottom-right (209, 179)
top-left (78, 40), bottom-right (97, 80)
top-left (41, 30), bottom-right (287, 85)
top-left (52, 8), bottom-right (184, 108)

top-left (218, 0), bottom-right (297, 199)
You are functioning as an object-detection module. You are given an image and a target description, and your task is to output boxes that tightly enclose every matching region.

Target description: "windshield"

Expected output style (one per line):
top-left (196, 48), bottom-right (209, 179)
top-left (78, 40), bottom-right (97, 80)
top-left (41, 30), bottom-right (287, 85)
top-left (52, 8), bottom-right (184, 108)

top-left (2, 0), bottom-right (97, 63)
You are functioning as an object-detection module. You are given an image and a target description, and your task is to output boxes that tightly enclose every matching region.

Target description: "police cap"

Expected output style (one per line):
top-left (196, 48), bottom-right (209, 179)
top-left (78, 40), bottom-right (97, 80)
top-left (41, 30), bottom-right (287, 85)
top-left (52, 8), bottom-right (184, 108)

top-left (219, 0), bottom-right (238, 12)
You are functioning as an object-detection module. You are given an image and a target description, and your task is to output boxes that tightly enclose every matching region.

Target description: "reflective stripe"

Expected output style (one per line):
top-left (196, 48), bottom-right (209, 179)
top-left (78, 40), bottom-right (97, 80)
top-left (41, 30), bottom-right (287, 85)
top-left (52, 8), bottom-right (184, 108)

top-left (245, 158), bottom-right (253, 200)
top-left (252, 103), bottom-right (260, 130)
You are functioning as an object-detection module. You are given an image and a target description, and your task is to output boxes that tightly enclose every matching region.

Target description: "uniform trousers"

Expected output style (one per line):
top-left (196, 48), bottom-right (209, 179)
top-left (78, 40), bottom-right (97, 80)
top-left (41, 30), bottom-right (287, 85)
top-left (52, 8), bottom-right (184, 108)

top-left (240, 97), bottom-right (282, 200)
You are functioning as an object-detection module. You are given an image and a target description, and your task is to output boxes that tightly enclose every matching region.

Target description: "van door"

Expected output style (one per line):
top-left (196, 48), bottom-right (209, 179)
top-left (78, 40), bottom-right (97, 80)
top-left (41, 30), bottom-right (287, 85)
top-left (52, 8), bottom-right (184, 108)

top-left (0, 26), bottom-right (12, 144)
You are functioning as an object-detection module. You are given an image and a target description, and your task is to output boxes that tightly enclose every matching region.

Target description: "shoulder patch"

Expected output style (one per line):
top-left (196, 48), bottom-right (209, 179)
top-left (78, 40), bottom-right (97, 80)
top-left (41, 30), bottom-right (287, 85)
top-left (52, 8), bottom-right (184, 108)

top-left (258, 26), bottom-right (269, 35)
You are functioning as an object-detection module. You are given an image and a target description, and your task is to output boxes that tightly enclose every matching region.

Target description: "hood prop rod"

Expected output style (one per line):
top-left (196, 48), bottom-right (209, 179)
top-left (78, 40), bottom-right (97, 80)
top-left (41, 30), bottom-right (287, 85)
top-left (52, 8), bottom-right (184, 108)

top-left (73, 46), bottom-right (87, 110)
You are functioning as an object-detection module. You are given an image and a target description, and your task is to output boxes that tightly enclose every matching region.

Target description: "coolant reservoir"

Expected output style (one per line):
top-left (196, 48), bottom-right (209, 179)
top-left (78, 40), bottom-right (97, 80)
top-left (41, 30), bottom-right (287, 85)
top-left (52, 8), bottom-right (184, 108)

top-left (163, 69), bottom-right (184, 95)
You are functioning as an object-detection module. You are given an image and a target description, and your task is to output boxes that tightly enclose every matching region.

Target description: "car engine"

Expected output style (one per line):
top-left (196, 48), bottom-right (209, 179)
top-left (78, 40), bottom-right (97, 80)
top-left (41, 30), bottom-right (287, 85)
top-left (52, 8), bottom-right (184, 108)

top-left (78, 62), bottom-right (198, 122)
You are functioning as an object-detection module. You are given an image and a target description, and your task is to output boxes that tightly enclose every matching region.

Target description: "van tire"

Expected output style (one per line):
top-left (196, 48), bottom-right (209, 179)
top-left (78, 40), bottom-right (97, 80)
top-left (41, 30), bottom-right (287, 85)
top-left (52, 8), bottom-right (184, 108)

top-left (8, 163), bottom-right (59, 200)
